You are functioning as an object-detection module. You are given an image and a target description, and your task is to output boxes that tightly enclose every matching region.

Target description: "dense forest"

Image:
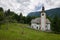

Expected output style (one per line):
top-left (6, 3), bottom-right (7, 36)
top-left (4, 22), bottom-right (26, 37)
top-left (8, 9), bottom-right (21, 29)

top-left (0, 7), bottom-right (37, 25)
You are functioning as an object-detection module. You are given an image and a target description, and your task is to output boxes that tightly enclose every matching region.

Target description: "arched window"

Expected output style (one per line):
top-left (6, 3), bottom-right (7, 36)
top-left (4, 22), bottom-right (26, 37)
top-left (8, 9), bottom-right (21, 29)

top-left (46, 25), bottom-right (48, 31)
top-left (31, 26), bottom-right (33, 28)
top-left (37, 27), bottom-right (38, 29)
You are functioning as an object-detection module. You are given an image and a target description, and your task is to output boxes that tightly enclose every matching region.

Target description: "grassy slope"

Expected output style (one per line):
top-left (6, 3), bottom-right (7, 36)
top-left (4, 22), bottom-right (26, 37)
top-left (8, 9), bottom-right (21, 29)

top-left (0, 23), bottom-right (60, 40)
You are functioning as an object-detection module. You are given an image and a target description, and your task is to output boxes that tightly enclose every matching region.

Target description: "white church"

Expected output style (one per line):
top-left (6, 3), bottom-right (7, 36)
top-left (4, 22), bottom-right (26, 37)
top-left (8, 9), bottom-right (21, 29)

top-left (31, 6), bottom-right (51, 31)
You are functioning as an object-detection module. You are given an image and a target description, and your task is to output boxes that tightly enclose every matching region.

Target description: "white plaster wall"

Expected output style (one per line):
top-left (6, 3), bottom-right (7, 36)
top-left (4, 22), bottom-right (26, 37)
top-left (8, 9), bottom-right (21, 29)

top-left (47, 24), bottom-right (50, 30)
top-left (41, 13), bottom-right (46, 31)
top-left (31, 23), bottom-right (40, 30)
top-left (31, 23), bottom-right (51, 31)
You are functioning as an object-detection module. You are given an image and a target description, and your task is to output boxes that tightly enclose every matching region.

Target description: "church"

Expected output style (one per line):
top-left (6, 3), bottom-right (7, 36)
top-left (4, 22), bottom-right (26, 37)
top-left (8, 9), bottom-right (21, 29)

top-left (31, 6), bottom-right (51, 31)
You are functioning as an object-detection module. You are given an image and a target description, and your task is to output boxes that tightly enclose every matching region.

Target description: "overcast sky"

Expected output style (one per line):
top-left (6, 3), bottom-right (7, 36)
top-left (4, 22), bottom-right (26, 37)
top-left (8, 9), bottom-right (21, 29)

top-left (0, 0), bottom-right (60, 16)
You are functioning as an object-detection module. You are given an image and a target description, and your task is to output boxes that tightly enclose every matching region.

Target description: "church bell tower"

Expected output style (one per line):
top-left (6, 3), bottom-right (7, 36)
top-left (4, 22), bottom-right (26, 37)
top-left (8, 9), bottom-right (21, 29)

top-left (41, 6), bottom-right (46, 31)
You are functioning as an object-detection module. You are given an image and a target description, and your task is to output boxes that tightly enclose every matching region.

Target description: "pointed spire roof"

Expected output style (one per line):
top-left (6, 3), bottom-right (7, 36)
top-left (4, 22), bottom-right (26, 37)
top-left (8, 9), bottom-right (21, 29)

top-left (41, 4), bottom-right (45, 13)
top-left (42, 6), bottom-right (44, 11)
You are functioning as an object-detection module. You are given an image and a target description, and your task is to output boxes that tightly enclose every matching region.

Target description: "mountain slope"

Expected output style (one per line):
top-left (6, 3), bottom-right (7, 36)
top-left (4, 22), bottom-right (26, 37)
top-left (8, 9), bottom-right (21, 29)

top-left (0, 23), bottom-right (60, 40)
top-left (27, 8), bottom-right (60, 18)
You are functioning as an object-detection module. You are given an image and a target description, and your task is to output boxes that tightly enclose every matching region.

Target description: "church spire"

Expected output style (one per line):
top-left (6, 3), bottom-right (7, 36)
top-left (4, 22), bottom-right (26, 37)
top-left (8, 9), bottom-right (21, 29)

top-left (42, 5), bottom-right (45, 12)
top-left (41, 5), bottom-right (46, 31)
top-left (42, 6), bottom-right (44, 11)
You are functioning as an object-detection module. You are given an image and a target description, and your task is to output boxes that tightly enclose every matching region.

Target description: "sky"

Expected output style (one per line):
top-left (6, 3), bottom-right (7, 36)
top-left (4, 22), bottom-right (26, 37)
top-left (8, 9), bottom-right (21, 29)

top-left (0, 0), bottom-right (60, 16)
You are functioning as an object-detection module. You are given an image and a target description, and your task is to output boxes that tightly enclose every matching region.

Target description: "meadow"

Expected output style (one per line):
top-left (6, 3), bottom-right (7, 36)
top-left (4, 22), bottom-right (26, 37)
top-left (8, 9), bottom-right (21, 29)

top-left (0, 23), bottom-right (60, 40)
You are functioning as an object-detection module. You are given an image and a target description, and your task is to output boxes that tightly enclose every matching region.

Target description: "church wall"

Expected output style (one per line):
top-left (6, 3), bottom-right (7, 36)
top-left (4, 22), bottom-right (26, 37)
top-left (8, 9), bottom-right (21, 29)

top-left (47, 24), bottom-right (50, 30)
top-left (45, 23), bottom-right (50, 31)
top-left (30, 6), bottom-right (51, 32)
top-left (41, 13), bottom-right (46, 31)
top-left (31, 23), bottom-right (40, 30)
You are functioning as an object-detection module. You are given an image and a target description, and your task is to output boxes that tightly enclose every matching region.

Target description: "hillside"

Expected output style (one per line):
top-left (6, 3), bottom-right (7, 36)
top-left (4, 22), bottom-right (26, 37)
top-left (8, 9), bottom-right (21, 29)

top-left (0, 23), bottom-right (60, 40)
top-left (27, 8), bottom-right (60, 18)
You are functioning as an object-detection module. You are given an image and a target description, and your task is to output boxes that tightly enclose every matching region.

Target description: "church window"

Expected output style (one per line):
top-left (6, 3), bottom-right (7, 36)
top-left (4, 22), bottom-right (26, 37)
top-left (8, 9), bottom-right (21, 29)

top-left (32, 26), bottom-right (33, 28)
top-left (37, 23), bottom-right (39, 25)
top-left (37, 27), bottom-right (38, 29)
top-left (46, 26), bottom-right (47, 28)
top-left (46, 26), bottom-right (48, 31)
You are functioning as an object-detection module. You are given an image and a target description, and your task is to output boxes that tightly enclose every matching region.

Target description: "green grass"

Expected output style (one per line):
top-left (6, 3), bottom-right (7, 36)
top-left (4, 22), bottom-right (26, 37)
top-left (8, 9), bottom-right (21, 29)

top-left (0, 23), bottom-right (60, 40)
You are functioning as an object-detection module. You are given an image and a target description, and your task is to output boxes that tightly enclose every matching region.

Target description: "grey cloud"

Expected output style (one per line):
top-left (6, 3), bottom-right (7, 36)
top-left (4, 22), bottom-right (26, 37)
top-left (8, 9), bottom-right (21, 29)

top-left (16, 0), bottom-right (30, 4)
top-left (0, 0), bottom-right (60, 16)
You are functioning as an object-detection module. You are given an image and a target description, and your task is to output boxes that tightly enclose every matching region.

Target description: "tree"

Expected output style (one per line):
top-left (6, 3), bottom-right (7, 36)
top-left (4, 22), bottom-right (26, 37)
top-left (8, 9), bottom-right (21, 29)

top-left (51, 14), bottom-right (60, 33)
top-left (0, 8), bottom-right (4, 28)
top-left (19, 13), bottom-right (23, 20)
top-left (0, 7), bottom-right (3, 11)
top-left (4, 9), bottom-right (19, 23)
top-left (5, 9), bottom-right (10, 16)
top-left (18, 13), bottom-right (23, 23)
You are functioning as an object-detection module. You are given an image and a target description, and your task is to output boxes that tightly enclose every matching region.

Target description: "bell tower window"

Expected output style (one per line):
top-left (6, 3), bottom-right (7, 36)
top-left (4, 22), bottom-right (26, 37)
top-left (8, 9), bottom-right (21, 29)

top-left (42, 14), bottom-right (44, 16)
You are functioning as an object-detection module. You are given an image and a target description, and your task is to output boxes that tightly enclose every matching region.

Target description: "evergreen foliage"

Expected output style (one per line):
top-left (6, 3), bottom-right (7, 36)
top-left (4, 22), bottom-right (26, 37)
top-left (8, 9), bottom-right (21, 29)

top-left (0, 7), bottom-right (37, 25)
top-left (51, 14), bottom-right (60, 33)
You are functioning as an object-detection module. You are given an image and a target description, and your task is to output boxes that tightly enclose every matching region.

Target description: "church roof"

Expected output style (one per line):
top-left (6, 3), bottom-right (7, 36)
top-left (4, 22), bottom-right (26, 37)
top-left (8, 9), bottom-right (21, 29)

top-left (31, 18), bottom-right (51, 24)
